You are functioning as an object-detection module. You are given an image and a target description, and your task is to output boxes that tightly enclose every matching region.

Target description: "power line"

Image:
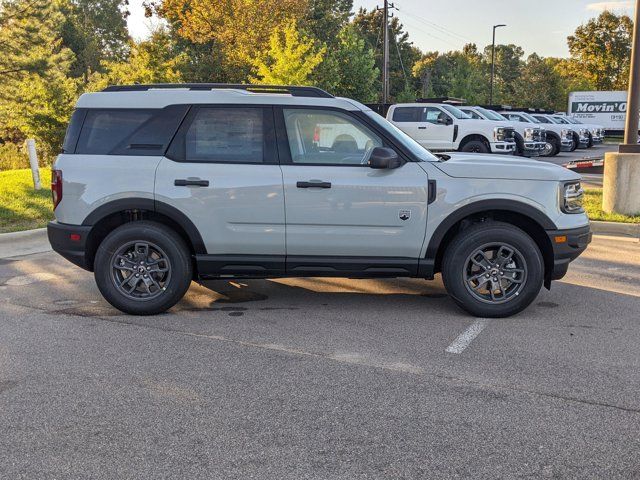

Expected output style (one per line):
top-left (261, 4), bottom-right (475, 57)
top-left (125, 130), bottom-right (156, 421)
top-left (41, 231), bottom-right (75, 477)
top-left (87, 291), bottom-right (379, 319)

top-left (394, 3), bottom-right (474, 44)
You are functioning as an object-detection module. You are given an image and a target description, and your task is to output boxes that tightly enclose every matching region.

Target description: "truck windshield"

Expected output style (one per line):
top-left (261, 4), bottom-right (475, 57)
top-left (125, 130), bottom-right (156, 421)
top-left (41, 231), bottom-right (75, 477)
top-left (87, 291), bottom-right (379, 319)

top-left (520, 112), bottom-right (541, 124)
top-left (476, 107), bottom-right (507, 121)
top-left (441, 104), bottom-right (471, 119)
top-left (364, 110), bottom-right (438, 162)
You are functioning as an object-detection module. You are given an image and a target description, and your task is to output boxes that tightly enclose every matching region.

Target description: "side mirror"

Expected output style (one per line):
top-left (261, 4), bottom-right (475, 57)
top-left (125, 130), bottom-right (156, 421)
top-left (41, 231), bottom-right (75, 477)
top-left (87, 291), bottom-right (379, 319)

top-left (437, 116), bottom-right (453, 126)
top-left (368, 147), bottom-right (402, 169)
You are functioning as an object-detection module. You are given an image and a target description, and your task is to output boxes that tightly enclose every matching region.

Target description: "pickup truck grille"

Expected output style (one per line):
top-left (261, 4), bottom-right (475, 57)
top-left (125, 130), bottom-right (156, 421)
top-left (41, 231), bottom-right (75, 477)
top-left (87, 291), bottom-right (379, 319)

top-left (533, 129), bottom-right (546, 142)
top-left (503, 127), bottom-right (515, 140)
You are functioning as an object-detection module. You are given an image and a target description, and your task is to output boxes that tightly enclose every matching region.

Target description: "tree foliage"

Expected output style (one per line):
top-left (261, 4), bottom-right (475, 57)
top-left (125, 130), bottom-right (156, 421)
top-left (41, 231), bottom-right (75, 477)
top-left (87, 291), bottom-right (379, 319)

top-left (568, 11), bottom-right (632, 90)
top-left (250, 20), bottom-right (325, 86)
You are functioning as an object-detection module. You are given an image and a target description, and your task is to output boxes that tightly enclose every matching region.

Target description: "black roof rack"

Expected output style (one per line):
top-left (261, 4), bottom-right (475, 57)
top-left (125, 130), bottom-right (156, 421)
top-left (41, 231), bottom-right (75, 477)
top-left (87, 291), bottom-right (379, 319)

top-left (102, 83), bottom-right (334, 98)
top-left (416, 97), bottom-right (466, 105)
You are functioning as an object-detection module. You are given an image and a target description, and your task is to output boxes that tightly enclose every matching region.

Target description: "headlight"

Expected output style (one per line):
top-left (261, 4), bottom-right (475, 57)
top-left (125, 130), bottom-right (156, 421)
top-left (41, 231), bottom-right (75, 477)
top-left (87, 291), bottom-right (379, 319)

top-left (560, 181), bottom-right (584, 214)
top-left (561, 128), bottom-right (571, 139)
top-left (524, 127), bottom-right (534, 141)
top-left (494, 127), bottom-right (505, 141)
top-left (579, 128), bottom-right (588, 138)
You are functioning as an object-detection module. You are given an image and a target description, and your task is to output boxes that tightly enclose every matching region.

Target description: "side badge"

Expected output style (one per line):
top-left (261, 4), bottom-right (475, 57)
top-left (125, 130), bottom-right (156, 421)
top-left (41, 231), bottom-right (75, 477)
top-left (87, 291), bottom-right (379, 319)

top-left (399, 209), bottom-right (411, 221)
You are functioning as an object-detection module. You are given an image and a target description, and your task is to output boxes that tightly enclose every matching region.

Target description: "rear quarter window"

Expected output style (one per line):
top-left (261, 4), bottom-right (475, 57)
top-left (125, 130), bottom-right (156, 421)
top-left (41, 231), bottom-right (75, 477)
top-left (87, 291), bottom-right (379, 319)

top-left (76, 109), bottom-right (155, 155)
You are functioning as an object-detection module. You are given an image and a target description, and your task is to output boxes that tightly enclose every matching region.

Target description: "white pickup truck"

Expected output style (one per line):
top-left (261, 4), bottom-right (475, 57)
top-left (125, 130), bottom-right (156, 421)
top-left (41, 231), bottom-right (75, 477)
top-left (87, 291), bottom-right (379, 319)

top-left (531, 114), bottom-right (591, 150)
top-left (498, 110), bottom-right (574, 157)
top-left (459, 106), bottom-right (546, 157)
top-left (386, 103), bottom-right (516, 154)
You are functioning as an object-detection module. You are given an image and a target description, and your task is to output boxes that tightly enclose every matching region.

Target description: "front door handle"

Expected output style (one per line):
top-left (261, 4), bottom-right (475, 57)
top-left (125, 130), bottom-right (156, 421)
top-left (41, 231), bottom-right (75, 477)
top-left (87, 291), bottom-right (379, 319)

top-left (297, 180), bottom-right (331, 189)
top-left (418, 126), bottom-right (427, 130)
top-left (174, 178), bottom-right (209, 187)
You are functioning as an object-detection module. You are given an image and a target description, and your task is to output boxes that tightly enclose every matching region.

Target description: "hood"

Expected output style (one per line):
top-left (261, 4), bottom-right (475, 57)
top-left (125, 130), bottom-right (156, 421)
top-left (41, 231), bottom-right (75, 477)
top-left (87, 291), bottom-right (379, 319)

top-left (433, 153), bottom-right (581, 181)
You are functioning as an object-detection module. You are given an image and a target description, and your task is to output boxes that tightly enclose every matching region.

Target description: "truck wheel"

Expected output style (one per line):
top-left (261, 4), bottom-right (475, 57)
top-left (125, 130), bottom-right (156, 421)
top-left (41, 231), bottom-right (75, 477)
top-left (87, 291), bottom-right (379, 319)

top-left (460, 140), bottom-right (489, 154)
top-left (570, 133), bottom-right (579, 152)
top-left (587, 133), bottom-right (594, 148)
top-left (441, 222), bottom-right (544, 318)
top-left (94, 221), bottom-right (193, 315)
top-left (542, 137), bottom-right (559, 157)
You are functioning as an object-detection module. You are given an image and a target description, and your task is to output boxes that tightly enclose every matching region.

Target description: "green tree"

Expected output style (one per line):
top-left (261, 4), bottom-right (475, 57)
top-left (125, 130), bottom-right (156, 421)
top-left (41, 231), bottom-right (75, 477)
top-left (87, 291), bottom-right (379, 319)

top-left (352, 8), bottom-right (421, 101)
top-left (151, 0), bottom-right (307, 78)
top-left (567, 11), bottom-right (632, 90)
top-left (515, 53), bottom-right (564, 110)
top-left (413, 45), bottom-right (487, 104)
top-left (250, 20), bottom-right (325, 86)
top-left (483, 43), bottom-right (524, 104)
top-left (86, 29), bottom-right (188, 90)
top-left (319, 24), bottom-right (378, 101)
top-left (305, 0), bottom-right (352, 46)
top-left (59, 0), bottom-right (131, 80)
top-left (0, 0), bottom-right (78, 159)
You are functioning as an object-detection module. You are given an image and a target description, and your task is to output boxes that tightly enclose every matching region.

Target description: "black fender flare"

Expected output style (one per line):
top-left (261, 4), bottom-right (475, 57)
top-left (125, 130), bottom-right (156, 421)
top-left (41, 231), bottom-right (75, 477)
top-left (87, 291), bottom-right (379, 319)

top-left (82, 198), bottom-right (207, 254)
top-left (424, 199), bottom-right (557, 262)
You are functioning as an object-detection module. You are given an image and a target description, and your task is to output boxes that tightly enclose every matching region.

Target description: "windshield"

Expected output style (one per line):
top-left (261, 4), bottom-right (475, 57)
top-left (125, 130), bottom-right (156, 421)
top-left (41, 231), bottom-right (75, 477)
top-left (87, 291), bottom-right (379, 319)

top-left (364, 110), bottom-right (438, 162)
top-left (566, 117), bottom-right (582, 124)
top-left (519, 112), bottom-right (541, 123)
top-left (552, 116), bottom-right (569, 124)
top-left (441, 104), bottom-right (471, 119)
top-left (476, 107), bottom-right (507, 121)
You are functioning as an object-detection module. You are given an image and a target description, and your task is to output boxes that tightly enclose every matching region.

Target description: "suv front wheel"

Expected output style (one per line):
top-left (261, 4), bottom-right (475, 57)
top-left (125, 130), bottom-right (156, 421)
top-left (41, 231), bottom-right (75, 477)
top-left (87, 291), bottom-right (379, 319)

top-left (442, 222), bottom-right (544, 318)
top-left (94, 221), bottom-right (193, 315)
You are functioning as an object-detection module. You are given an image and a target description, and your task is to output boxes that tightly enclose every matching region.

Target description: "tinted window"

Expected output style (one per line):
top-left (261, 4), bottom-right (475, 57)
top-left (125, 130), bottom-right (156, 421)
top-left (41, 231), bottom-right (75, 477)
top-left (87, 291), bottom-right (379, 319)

top-left (110, 105), bottom-right (190, 156)
top-left (283, 109), bottom-right (382, 165)
top-left (461, 109), bottom-right (482, 119)
top-left (534, 116), bottom-right (551, 124)
top-left (181, 107), bottom-right (265, 163)
top-left (76, 109), bottom-right (155, 154)
top-left (392, 107), bottom-right (420, 122)
top-left (62, 109), bottom-right (87, 153)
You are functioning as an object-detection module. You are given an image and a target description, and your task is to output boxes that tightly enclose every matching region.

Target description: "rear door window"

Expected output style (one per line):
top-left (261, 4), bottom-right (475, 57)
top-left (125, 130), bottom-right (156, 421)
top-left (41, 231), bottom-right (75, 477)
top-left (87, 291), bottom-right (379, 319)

top-left (392, 107), bottom-right (420, 122)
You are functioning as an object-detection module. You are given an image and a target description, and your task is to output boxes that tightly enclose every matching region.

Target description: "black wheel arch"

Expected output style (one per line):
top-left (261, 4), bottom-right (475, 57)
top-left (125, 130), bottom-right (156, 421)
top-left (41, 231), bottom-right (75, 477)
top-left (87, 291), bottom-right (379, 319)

top-left (81, 198), bottom-right (206, 271)
top-left (458, 134), bottom-right (491, 151)
top-left (424, 199), bottom-right (556, 287)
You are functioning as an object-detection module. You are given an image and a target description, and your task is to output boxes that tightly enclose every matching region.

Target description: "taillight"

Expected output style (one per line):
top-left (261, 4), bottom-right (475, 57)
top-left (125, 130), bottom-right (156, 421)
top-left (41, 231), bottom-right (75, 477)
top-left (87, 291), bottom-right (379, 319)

top-left (51, 169), bottom-right (63, 209)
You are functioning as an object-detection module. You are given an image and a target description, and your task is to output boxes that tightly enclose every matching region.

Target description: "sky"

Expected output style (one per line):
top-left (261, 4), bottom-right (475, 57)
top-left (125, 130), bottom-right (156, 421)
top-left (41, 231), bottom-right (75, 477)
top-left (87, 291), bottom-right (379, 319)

top-left (126, 0), bottom-right (636, 58)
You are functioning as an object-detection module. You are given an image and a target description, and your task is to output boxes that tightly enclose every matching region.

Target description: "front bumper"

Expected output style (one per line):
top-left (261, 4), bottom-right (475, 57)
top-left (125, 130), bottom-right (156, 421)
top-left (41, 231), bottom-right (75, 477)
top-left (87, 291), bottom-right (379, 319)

top-left (546, 224), bottom-right (592, 283)
top-left (577, 136), bottom-right (590, 149)
top-left (560, 139), bottom-right (574, 152)
top-left (490, 141), bottom-right (517, 154)
top-left (47, 221), bottom-right (93, 270)
top-left (522, 141), bottom-right (546, 157)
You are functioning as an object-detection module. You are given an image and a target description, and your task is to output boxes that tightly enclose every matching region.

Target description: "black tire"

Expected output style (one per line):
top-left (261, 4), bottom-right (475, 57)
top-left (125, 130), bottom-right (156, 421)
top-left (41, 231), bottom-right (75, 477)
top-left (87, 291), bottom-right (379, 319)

top-left (570, 132), bottom-right (578, 152)
top-left (460, 140), bottom-right (489, 154)
top-left (441, 222), bottom-right (544, 318)
top-left (542, 136), bottom-right (559, 157)
top-left (587, 132), bottom-right (594, 148)
top-left (514, 134), bottom-right (525, 156)
top-left (94, 221), bottom-right (193, 315)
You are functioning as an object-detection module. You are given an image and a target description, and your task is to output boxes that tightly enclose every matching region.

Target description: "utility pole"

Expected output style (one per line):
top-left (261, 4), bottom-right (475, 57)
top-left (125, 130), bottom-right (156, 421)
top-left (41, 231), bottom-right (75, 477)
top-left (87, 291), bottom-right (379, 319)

top-left (603, 0), bottom-right (640, 215)
top-left (377, 1), bottom-right (397, 105)
top-left (489, 24), bottom-right (506, 105)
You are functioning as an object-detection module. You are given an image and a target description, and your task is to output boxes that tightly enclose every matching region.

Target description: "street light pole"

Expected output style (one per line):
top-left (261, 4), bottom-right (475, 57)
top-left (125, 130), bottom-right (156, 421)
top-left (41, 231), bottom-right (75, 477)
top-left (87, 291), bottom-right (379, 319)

top-left (603, 0), bottom-right (640, 215)
top-left (489, 24), bottom-right (506, 105)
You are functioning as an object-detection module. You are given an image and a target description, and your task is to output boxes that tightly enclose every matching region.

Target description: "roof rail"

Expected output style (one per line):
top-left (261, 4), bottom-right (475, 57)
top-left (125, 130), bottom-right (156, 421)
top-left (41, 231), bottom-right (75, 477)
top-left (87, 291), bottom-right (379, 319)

top-left (101, 83), bottom-right (334, 98)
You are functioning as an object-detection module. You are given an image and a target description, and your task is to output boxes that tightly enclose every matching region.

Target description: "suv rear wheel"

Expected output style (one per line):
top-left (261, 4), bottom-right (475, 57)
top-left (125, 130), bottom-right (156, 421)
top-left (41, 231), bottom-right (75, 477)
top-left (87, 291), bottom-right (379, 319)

top-left (441, 222), bottom-right (544, 318)
top-left (94, 221), bottom-right (193, 315)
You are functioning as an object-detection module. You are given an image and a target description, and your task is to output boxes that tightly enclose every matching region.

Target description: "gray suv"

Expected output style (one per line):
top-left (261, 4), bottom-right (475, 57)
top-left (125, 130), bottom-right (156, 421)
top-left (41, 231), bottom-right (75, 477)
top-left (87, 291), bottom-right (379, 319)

top-left (48, 84), bottom-right (591, 318)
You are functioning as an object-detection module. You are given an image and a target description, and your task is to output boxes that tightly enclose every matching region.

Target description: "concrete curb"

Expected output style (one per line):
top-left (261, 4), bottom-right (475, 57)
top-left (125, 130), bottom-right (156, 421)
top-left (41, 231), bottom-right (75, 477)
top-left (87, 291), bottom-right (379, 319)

top-left (0, 227), bottom-right (51, 259)
top-left (590, 220), bottom-right (640, 239)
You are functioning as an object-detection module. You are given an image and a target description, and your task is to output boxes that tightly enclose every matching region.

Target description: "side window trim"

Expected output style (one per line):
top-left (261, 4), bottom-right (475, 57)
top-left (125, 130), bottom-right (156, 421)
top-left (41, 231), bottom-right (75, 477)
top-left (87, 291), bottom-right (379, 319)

top-left (165, 105), bottom-right (277, 164)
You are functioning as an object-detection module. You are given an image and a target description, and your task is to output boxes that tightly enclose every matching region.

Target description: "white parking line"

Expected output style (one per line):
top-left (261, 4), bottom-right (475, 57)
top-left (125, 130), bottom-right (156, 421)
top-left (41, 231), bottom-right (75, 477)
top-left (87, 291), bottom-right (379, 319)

top-left (445, 319), bottom-right (490, 354)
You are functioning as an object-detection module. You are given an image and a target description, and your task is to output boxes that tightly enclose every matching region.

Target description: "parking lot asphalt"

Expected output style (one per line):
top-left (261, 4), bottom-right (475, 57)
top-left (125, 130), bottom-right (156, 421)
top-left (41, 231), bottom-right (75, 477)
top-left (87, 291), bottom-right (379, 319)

top-left (0, 234), bottom-right (639, 479)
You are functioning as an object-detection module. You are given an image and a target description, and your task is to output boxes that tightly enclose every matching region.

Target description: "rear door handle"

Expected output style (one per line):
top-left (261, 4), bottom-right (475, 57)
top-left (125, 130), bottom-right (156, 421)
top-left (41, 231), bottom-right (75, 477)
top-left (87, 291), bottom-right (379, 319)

top-left (174, 178), bottom-right (209, 187)
top-left (297, 181), bottom-right (331, 189)
top-left (418, 126), bottom-right (427, 130)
